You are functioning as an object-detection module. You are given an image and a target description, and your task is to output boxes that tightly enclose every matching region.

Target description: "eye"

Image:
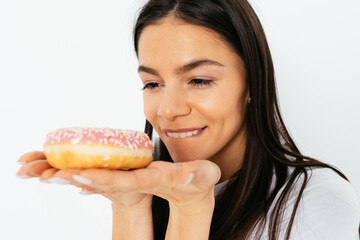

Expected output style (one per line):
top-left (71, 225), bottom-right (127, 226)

top-left (189, 79), bottom-right (214, 87)
top-left (141, 82), bottom-right (160, 91)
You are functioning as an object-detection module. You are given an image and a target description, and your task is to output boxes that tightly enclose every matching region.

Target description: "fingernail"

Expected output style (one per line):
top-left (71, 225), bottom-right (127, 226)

top-left (17, 161), bottom-right (25, 165)
top-left (183, 173), bottom-right (195, 185)
top-left (16, 174), bottom-right (32, 179)
top-left (79, 190), bottom-right (95, 195)
top-left (47, 177), bottom-right (71, 185)
top-left (40, 179), bottom-right (51, 183)
top-left (73, 175), bottom-right (92, 185)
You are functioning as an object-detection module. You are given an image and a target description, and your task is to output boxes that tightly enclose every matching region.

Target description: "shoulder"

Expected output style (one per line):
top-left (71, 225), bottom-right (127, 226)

top-left (290, 167), bottom-right (360, 239)
top-left (301, 168), bottom-right (359, 206)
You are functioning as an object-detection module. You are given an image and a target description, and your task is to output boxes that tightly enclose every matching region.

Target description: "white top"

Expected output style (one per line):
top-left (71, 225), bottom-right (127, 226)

top-left (214, 168), bottom-right (360, 239)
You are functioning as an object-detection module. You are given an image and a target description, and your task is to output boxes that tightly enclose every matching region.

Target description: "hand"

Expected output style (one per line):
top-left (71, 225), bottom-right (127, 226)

top-left (16, 151), bottom-right (152, 210)
top-left (17, 151), bottom-right (155, 240)
top-left (56, 159), bottom-right (221, 213)
top-left (17, 151), bottom-right (221, 211)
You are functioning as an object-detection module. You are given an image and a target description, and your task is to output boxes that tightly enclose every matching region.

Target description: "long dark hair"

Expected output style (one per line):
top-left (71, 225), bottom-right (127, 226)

top-left (133, 0), bottom-right (351, 239)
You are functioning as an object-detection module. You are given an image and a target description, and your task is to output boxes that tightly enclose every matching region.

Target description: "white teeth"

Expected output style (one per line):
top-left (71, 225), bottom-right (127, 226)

top-left (166, 129), bottom-right (202, 139)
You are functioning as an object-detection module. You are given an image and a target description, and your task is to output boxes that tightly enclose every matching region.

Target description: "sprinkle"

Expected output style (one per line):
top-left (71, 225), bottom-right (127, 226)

top-left (71, 138), bottom-right (81, 145)
top-left (126, 139), bottom-right (134, 150)
top-left (44, 127), bottom-right (152, 150)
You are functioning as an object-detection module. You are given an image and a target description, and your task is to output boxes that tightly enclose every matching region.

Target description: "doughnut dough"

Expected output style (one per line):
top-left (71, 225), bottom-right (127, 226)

top-left (44, 127), bottom-right (153, 169)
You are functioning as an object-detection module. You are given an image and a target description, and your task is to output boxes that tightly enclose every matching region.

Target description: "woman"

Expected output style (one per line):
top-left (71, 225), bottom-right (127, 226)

top-left (17, 0), bottom-right (360, 239)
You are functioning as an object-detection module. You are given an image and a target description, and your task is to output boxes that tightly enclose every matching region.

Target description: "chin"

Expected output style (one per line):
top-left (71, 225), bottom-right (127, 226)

top-left (167, 149), bottom-right (205, 163)
top-left (162, 139), bottom-right (210, 162)
top-left (168, 152), bottom-right (191, 162)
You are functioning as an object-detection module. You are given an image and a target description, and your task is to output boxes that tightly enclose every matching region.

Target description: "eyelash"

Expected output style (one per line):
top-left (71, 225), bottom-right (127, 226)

top-left (190, 79), bottom-right (214, 87)
top-left (141, 82), bottom-right (159, 91)
top-left (141, 79), bottom-right (214, 91)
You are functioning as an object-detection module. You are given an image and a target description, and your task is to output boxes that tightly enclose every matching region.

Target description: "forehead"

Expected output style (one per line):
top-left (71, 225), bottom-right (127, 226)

top-left (137, 18), bottom-right (237, 66)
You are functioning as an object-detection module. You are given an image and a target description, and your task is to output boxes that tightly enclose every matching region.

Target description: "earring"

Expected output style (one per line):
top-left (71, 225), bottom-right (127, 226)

top-left (248, 97), bottom-right (251, 103)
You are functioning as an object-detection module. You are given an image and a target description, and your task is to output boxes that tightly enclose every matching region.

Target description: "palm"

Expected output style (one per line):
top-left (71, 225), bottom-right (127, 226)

top-left (17, 151), bottom-right (221, 210)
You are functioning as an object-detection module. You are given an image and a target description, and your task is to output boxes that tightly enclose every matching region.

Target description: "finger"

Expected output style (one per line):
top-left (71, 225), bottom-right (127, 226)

top-left (185, 160), bottom-right (221, 191)
top-left (44, 169), bottom-right (103, 194)
top-left (130, 160), bottom-right (220, 195)
top-left (17, 159), bottom-right (52, 178)
top-left (18, 151), bottom-right (46, 165)
top-left (70, 160), bottom-right (220, 195)
top-left (39, 168), bottom-right (59, 182)
top-left (71, 168), bottom-right (141, 192)
top-left (81, 187), bottom-right (104, 195)
top-left (71, 161), bottom-right (184, 193)
top-left (70, 167), bottom-right (165, 195)
top-left (144, 160), bottom-right (220, 190)
top-left (49, 169), bottom-right (84, 186)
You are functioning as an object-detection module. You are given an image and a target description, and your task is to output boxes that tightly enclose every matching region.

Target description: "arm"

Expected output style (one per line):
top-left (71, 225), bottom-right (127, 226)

top-left (18, 154), bottom-right (220, 240)
top-left (165, 190), bottom-right (215, 240)
top-left (112, 196), bottom-right (154, 240)
top-left (17, 151), bottom-right (155, 240)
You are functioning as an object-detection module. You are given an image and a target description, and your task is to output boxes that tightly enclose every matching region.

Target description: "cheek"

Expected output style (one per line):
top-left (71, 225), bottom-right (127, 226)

top-left (227, 92), bottom-right (247, 125)
top-left (143, 93), bottom-right (166, 137)
top-left (192, 86), bottom-right (246, 123)
top-left (189, 89), bottom-right (220, 114)
top-left (143, 93), bottom-right (158, 122)
top-left (221, 77), bottom-right (248, 114)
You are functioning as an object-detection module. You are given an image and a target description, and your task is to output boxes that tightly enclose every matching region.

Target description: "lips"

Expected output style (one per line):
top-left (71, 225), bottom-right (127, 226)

top-left (163, 127), bottom-right (207, 139)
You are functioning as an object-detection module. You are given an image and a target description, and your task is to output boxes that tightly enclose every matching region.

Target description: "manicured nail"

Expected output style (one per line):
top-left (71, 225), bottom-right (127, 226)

top-left (47, 177), bottom-right (71, 185)
top-left (16, 174), bottom-right (32, 179)
top-left (73, 175), bottom-right (92, 185)
top-left (183, 173), bottom-right (195, 185)
top-left (79, 190), bottom-right (95, 195)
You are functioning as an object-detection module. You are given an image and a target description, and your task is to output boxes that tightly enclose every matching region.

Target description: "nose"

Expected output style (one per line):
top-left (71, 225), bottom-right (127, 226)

top-left (156, 85), bottom-right (191, 121)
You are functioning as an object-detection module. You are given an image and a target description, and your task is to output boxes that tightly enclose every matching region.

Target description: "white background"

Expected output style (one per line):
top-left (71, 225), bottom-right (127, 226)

top-left (0, 0), bottom-right (359, 239)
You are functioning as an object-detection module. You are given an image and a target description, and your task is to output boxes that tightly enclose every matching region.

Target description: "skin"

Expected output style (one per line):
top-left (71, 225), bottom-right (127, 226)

top-left (17, 17), bottom-right (249, 239)
top-left (139, 17), bottom-right (249, 182)
top-left (17, 153), bottom-right (220, 240)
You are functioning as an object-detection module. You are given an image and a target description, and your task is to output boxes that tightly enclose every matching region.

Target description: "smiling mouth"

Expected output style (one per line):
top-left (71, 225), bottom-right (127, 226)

top-left (165, 127), bottom-right (207, 139)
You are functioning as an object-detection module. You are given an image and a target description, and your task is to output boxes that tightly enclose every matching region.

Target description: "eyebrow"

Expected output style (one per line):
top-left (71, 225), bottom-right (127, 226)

top-left (137, 59), bottom-right (224, 76)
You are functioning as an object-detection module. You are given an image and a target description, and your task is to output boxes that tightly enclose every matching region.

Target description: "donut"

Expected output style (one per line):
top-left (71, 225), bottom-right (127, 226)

top-left (43, 127), bottom-right (153, 169)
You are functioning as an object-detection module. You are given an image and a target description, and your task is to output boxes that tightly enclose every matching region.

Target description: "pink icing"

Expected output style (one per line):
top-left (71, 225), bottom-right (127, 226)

top-left (44, 127), bottom-right (152, 150)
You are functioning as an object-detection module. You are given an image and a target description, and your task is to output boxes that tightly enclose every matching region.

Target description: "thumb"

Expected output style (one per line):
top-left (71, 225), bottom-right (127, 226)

top-left (72, 164), bottom-right (169, 193)
top-left (182, 160), bottom-right (221, 191)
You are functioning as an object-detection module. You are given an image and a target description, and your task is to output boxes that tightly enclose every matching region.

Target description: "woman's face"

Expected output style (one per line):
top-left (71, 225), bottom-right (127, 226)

top-left (138, 18), bottom-right (249, 170)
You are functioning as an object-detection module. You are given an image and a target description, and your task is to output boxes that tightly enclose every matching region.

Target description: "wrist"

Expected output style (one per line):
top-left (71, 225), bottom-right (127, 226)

top-left (112, 196), bottom-right (154, 240)
top-left (165, 190), bottom-right (215, 240)
top-left (111, 193), bottom-right (153, 211)
top-left (168, 189), bottom-right (215, 215)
